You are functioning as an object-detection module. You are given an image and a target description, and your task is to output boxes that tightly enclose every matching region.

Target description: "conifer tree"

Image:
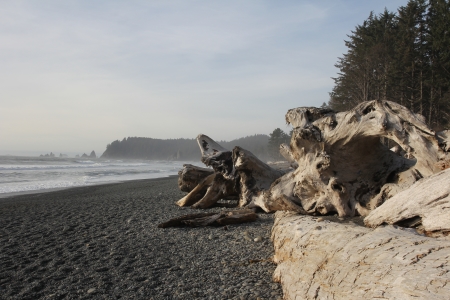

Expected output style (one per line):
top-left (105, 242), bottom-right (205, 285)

top-left (395, 0), bottom-right (428, 112)
top-left (329, 0), bottom-right (450, 129)
top-left (268, 128), bottom-right (290, 160)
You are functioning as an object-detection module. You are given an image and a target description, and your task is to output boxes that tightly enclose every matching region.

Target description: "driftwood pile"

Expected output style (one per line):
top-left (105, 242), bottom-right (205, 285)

top-left (162, 100), bottom-right (450, 299)
top-left (174, 100), bottom-right (450, 232)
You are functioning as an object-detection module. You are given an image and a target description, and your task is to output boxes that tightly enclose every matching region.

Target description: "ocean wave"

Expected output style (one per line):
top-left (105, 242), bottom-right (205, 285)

top-left (0, 164), bottom-right (102, 171)
top-left (0, 162), bottom-right (161, 171)
top-left (75, 160), bottom-right (96, 164)
top-left (0, 181), bottom-right (91, 194)
top-left (0, 158), bottom-right (193, 195)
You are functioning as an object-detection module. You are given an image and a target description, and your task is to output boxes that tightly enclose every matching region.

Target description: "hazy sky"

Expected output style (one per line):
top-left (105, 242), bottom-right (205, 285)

top-left (1, 0), bottom-right (409, 156)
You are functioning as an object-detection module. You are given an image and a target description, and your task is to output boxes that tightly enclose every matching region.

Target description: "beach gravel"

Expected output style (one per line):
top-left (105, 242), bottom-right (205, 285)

top-left (0, 177), bottom-right (282, 299)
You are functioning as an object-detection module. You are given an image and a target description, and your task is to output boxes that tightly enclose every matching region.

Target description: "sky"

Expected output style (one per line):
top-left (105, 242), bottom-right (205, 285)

top-left (0, 0), bottom-right (410, 156)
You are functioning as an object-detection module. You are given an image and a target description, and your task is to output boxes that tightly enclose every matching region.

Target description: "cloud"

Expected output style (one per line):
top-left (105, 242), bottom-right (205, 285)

top-left (0, 0), bottom-right (409, 154)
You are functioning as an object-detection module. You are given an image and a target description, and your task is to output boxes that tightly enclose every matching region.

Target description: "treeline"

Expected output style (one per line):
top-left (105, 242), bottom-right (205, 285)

top-left (329, 0), bottom-right (450, 129)
top-left (101, 135), bottom-right (270, 161)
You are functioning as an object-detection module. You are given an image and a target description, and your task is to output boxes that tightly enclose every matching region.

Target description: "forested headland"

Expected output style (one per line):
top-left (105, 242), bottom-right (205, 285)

top-left (100, 127), bottom-right (294, 161)
top-left (329, 0), bottom-right (450, 130)
top-left (101, 134), bottom-right (271, 161)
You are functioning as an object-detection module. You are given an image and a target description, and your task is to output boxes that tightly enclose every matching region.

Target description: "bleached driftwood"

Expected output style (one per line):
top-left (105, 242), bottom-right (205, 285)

top-left (271, 211), bottom-right (450, 299)
top-left (365, 168), bottom-right (450, 235)
top-left (170, 101), bottom-right (450, 300)
top-left (260, 100), bottom-right (450, 217)
top-left (176, 172), bottom-right (238, 208)
top-left (232, 146), bottom-right (287, 208)
top-left (279, 143), bottom-right (299, 169)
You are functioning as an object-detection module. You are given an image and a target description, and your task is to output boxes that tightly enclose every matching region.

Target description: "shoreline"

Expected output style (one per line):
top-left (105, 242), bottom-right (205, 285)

top-left (0, 174), bottom-right (179, 201)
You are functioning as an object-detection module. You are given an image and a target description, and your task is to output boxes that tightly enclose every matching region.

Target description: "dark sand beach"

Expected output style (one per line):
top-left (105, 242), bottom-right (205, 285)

top-left (0, 177), bottom-right (282, 299)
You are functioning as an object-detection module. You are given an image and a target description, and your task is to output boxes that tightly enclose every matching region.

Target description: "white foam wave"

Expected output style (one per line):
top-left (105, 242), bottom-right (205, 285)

top-left (0, 162), bottom-right (158, 171)
top-left (0, 181), bottom-right (91, 194)
top-left (0, 158), bottom-right (196, 195)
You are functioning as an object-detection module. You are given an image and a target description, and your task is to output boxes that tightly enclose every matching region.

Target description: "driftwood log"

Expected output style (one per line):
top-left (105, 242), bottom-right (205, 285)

top-left (178, 164), bottom-right (214, 193)
top-left (176, 134), bottom-right (287, 210)
top-left (158, 209), bottom-right (257, 228)
top-left (271, 211), bottom-right (450, 299)
top-left (364, 168), bottom-right (450, 236)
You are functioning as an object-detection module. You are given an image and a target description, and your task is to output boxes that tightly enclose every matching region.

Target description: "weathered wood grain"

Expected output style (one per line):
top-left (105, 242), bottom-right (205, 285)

top-left (271, 211), bottom-right (450, 299)
top-left (177, 164), bottom-right (214, 193)
top-left (365, 168), bottom-right (450, 234)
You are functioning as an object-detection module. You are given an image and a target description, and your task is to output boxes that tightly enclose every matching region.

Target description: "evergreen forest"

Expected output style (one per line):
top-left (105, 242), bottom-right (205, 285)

top-left (329, 0), bottom-right (450, 130)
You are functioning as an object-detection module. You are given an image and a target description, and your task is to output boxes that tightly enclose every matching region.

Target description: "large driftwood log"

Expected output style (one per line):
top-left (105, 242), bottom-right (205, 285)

top-left (272, 211), bottom-right (450, 299)
top-left (170, 101), bottom-right (450, 299)
top-left (176, 136), bottom-right (239, 208)
top-left (262, 100), bottom-right (450, 217)
top-left (232, 146), bottom-right (287, 208)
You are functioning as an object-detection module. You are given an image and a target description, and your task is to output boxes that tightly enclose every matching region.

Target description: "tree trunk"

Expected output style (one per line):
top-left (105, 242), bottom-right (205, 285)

top-left (176, 172), bottom-right (238, 208)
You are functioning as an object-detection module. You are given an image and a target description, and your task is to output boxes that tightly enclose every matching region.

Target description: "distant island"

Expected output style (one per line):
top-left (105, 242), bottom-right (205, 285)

top-left (81, 151), bottom-right (97, 159)
top-left (101, 134), bottom-right (278, 161)
top-left (40, 151), bottom-right (96, 159)
top-left (39, 152), bottom-right (56, 158)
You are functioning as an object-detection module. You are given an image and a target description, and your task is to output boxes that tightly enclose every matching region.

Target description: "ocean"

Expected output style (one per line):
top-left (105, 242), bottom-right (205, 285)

top-left (0, 156), bottom-right (200, 197)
